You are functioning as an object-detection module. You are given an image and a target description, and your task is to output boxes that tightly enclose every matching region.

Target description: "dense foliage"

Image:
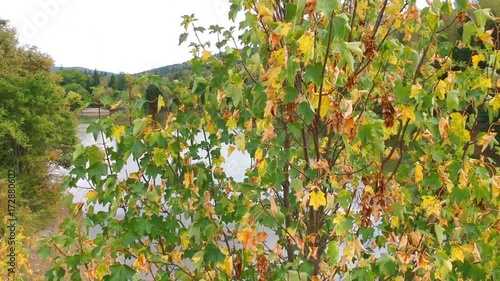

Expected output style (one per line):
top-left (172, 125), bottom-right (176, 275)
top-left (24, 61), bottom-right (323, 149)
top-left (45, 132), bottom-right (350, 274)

top-left (45, 0), bottom-right (498, 280)
top-left (0, 19), bottom-right (77, 279)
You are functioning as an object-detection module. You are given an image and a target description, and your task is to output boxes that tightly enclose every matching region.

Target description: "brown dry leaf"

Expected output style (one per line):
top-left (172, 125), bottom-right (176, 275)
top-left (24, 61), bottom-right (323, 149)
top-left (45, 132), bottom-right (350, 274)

top-left (270, 195), bottom-right (278, 216)
top-left (397, 252), bottom-right (414, 264)
top-left (270, 32), bottom-right (281, 47)
top-left (132, 254), bottom-right (149, 273)
top-left (354, 239), bottom-right (368, 255)
top-left (479, 132), bottom-right (497, 153)
top-left (471, 243), bottom-right (482, 263)
top-left (439, 116), bottom-right (449, 140)
top-left (344, 117), bottom-right (357, 143)
top-left (256, 232), bottom-right (268, 243)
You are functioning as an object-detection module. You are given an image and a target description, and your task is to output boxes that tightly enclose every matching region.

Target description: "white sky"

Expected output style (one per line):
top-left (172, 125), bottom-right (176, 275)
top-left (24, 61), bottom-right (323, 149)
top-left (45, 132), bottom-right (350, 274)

top-left (0, 0), bottom-right (237, 73)
top-left (0, 0), bottom-right (428, 74)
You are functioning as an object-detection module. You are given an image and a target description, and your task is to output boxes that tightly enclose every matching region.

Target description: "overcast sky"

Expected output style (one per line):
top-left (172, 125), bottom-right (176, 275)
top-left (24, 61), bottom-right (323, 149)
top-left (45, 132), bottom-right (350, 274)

top-left (0, 0), bottom-right (237, 73)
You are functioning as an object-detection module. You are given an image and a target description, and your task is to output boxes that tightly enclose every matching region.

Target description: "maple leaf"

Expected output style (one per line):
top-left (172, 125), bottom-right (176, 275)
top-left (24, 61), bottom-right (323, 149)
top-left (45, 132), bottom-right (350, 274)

top-left (133, 254), bottom-right (149, 273)
top-left (237, 227), bottom-right (257, 250)
top-left (309, 189), bottom-right (326, 211)
top-left (451, 246), bottom-right (465, 262)
top-left (478, 132), bottom-right (497, 153)
top-left (111, 125), bottom-right (126, 144)
top-left (157, 95), bottom-right (165, 113)
top-left (234, 133), bottom-right (246, 152)
top-left (471, 54), bottom-right (485, 69)
top-left (220, 255), bottom-right (233, 277)
top-left (201, 50), bottom-right (211, 61)
top-left (438, 116), bottom-right (450, 140)
top-left (257, 3), bottom-right (273, 23)
top-left (415, 163), bottom-right (423, 183)
top-left (298, 32), bottom-right (314, 64)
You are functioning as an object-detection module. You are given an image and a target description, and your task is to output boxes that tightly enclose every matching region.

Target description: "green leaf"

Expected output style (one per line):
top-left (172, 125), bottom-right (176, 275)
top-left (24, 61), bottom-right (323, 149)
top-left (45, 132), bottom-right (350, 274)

top-left (203, 243), bottom-right (225, 265)
top-left (446, 89), bottom-right (460, 111)
top-left (38, 245), bottom-right (52, 261)
top-left (327, 241), bottom-right (339, 266)
top-left (473, 9), bottom-right (494, 29)
top-left (73, 143), bottom-right (85, 161)
top-left (376, 254), bottom-right (397, 276)
top-left (332, 14), bottom-right (350, 40)
top-left (103, 265), bottom-right (135, 281)
top-left (224, 83), bottom-right (243, 107)
top-left (316, 0), bottom-right (339, 17)
top-left (297, 101), bottom-right (315, 125)
top-left (462, 22), bottom-right (475, 47)
top-left (284, 86), bottom-right (299, 104)
top-left (290, 178), bottom-right (303, 191)
top-left (304, 63), bottom-right (324, 86)
top-left (435, 224), bottom-right (445, 245)
top-left (345, 42), bottom-right (363, 57)
top-left (285, 3), bottom-right (297, 21)
top-left (133, 118), bottom-right (147, 136)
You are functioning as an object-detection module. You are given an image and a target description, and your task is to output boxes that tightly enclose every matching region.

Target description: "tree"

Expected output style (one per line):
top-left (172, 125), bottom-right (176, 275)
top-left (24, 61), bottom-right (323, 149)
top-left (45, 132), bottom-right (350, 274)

top-left (46, 1), bottom-right (498, 280)
top-left (114, 73), bottom-right (129, 91)
top-left (108, 73), bottom-right (116, 88)
top-left (0, 20), bottom-right (77, 280)
top-left (92, 68), bottom-right (101, 87)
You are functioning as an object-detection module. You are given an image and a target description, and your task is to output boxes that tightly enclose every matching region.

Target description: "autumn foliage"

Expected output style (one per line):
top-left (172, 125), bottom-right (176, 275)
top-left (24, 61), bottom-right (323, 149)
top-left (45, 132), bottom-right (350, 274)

top-left (44, 0), bottom-right (498, 280)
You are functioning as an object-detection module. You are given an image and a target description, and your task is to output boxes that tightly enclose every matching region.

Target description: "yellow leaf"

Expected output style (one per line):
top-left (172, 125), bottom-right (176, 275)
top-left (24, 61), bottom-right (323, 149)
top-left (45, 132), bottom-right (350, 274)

top-left (488, 93), bottom-right (500, 112)
top-left (420, 196), bottom-right (441, 218)
top-left (435, 80), bottom-right (447, 100)
top-left (157, 95), bottom-right (165, 113)
top-left (471, 54), bottom-right (485, 69)
top-left (390, 216), bottom-right (399, 229)
top-left (234, 134), bottom-right (246, 152)
top-left (111, 125), bottom-right (126, 144)
top-left (255, 148), bottom-right (264, 160)
top-left (319, 95), bottom-right (330, 118)
top-left (201, 50), bottom-right (211, 61)
top-left (399, 106), bottom-right (416, 123)
top-left (298, 32), bottom-right (314, 64)
top-left (343, 240), bottom-right (355, 260)
top-left (181, 233), bottom-right (190, 250)
top-left (257, 3), bottom-right (273, 23)
top-left (451, 246), bottom-right (465, 262)
top-left (415, 163), bottom-right (423, 183)
top-left (220, 255), bottom-right (233, 276)
top-left (133, 254), bottom-right (149, 273)
top-left (309, 190), bottom-right (326, 211)
top-left (227, 116), bottom-right (237, 130)
top-left (227, 145), bottom-right (236, 157)
top-left (477, 29), bottom-right (494, 47)
top-left (356, 0), bottom-right (369, 18)
top-left (170, 250), bottom-right (183, 264)
top-left (279, 22), bottom-right (293, 36)
top-left (492, 176), bottom-right (500, 199)
top-left (184, 171), bottom-right (194, 189)
top-left (411, 83), bottom-right (422, 98)
top-left (85, 190), bottom-right (98, 201)
top-left (472, 77), bottom-right (492, 90)
top-left (110, 100), bottom-right (122, 110)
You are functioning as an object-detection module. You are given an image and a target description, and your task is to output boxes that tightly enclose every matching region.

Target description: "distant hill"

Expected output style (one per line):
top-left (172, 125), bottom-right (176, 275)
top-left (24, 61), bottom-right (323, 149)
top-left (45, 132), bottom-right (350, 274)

top-left (136, 62), bottom-right (191, 76)
top-left (52, 66), bottom-right (114, 77)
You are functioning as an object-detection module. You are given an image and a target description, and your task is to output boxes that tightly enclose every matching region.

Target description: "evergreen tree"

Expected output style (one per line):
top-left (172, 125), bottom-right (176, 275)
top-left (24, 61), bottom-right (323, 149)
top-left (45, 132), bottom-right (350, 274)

top-left (108, 74), bottom-right (116, 88)
top-left (92, 68), bottom-right (100, 87)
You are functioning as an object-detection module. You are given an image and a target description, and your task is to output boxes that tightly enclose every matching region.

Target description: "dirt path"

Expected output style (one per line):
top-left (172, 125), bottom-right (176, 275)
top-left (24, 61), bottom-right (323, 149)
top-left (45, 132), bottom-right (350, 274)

top-left (28, 203), bottom-right (71, 279)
